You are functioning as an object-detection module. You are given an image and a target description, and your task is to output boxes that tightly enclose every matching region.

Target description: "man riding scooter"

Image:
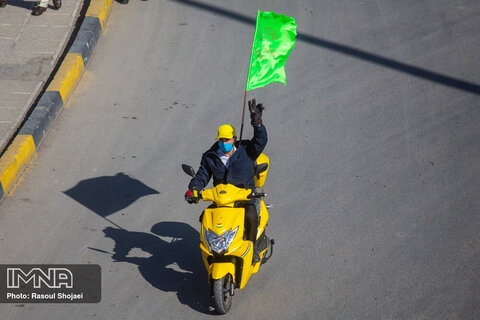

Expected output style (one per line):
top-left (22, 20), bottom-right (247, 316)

top-left (185, 99), bottom-right (267, 262)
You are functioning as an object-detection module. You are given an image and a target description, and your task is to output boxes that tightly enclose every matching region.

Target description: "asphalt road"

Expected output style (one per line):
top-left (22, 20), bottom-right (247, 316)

top-left (1, 0), bottom-right (480, 319)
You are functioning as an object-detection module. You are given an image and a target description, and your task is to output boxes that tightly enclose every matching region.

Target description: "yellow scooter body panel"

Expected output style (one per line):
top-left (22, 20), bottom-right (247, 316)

top-left (256, 199), bottom-right (269, 240)
top-left (254, 153), bottom-right (269, 188)
top-left (203, 207), bottom-right (244, 237)
top-left (199, 242), bottom-right (212, 272)
top-left (211, 263), bottom-right (235, 281)
top-left (201, 184), bottom-right (251, 207)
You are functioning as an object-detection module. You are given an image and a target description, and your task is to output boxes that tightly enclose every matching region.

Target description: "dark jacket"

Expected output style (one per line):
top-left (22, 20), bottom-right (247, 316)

top-left (188, 124), bottom-right (267, 191)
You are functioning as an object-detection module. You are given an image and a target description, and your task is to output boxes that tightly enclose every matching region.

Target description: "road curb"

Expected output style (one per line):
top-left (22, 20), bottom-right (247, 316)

top-left (0, 0), bottom-right (113, 200)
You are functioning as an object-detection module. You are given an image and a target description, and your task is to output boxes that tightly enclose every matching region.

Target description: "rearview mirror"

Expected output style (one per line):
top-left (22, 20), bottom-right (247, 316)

top-left (254, 163), bottom-right (268, 176)
top-left (181, 164), bottom-right (196, 177)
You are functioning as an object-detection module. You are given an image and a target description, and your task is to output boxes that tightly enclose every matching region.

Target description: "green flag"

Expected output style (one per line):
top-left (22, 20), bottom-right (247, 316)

top-left (246, 11), bottom-right (297, 91)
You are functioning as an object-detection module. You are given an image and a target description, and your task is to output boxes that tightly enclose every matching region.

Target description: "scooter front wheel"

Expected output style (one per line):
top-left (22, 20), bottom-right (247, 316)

top-left (213, 274), bottom-right (233, 314)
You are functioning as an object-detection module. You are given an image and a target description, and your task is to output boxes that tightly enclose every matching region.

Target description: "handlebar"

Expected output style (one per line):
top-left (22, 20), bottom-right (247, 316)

top-left (247, 192), bottom-right (266, 199)
top-left (185, 190), bottom-right (201, 204)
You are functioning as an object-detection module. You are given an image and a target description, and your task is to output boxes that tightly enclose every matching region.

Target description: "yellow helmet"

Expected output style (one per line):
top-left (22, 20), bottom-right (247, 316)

top-left (216, 124), bottom-right (236, 140)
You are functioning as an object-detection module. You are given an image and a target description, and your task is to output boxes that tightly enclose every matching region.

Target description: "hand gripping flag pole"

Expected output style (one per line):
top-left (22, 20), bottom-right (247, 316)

top-left (239, 10), bottom-right (297, 141)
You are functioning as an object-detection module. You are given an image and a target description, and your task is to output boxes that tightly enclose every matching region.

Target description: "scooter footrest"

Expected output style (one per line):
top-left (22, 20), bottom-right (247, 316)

top-left (255, 235), bottom-right (268, 253)
top-left (260, 238), bottom-right (274, 265)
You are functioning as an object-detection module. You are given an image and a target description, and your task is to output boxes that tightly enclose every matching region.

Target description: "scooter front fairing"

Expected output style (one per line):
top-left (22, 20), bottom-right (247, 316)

top-left (200, 206), bottom-right (256, 288)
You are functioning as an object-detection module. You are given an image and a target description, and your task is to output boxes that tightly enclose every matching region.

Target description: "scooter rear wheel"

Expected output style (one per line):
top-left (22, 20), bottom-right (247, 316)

top-left (213, 274), bottom-right (232, 314)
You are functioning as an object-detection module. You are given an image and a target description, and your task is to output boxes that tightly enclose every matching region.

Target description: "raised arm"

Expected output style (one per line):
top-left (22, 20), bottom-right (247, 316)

top-left (246, 99), bottom-right (268, 159)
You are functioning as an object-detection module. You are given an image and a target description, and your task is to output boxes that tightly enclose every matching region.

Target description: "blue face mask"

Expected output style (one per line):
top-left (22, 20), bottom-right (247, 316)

top-left (218, 141), bottom-right (233, 153)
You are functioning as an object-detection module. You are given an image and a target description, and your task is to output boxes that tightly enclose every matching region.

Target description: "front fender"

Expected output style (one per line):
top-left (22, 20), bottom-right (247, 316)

top-left (210, 263), bottom-right (236, 282)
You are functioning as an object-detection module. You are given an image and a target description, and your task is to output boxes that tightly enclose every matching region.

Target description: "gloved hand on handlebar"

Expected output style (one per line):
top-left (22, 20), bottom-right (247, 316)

top-left (185, 189), bottom-right (199, 204)
top-left (248, 99), bottom-right (264, 126)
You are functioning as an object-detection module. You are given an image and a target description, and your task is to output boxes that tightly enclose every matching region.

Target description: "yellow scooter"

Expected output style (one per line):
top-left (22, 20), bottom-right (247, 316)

top-left (181, 153), bottom-right (273, 314)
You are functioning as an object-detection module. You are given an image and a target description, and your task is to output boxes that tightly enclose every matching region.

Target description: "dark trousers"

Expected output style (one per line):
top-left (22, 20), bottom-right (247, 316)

top-left (238, 200), bottom-right (259, 244)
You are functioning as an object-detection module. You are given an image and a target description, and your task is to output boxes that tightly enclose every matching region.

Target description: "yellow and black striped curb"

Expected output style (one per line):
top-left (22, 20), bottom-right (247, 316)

top-left (0, 0), bottom-right (113, 200)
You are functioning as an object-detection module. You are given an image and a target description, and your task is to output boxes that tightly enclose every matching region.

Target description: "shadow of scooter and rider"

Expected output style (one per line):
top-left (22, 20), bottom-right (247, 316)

top-left (102, 222), bottom-right (214, 314)
top-left (64, 174), bottom-right (214, 313)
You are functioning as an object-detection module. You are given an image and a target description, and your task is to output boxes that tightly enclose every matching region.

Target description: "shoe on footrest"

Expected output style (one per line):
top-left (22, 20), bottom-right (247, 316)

top-left (32, 6), bottom-right (46, 16)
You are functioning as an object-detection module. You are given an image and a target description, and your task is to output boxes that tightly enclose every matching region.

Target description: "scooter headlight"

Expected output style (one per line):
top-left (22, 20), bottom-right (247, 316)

top-left (203, 227), bottom-right (238, 254)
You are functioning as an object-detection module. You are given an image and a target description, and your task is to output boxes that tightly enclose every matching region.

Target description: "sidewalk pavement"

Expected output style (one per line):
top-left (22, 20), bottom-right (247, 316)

top-left (0, 0), bottom-right (82, 152)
